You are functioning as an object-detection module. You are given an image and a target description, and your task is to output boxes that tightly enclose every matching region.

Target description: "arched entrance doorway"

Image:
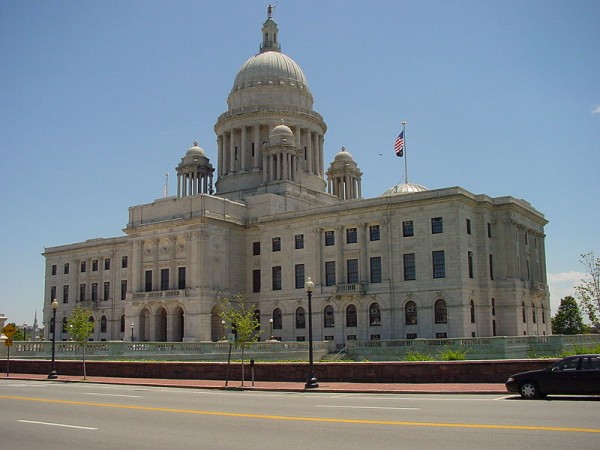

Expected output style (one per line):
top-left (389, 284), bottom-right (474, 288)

top-left (172, 306), bottom-right (184, 342)
top-left (210, 305), bottom-right (223, 342)
top-left (155, 307), bottom-right (167, 342)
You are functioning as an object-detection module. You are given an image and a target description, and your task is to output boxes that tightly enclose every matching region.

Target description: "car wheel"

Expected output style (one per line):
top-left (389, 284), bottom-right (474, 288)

top-left (519, 381), bottom-right (540, 399)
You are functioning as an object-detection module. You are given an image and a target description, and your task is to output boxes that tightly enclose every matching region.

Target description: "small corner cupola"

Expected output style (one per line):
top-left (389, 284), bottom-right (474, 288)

top-left (260, 4), bottom-right (281, 53)
top-left (176, 140), bottom-right (215, 197)
top-left (326, 147), bottom-right (363, 200)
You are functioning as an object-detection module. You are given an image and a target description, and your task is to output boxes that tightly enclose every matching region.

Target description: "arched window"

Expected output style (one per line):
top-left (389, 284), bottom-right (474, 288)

top-left (405, 301), bottom-right (417, 325)
top-left (295, 307), bottom-right (305, 329)
top-left (324, 305), bottom-right (334, 328)
top-left (470, 300), bottom-right (476, 323)
top-left (369, 303), bottom-right (381, 326)
top-left (120, 315), bottom-right (125, 333)
top-left (88, 316), bottom-right (95, 333)
top-left (434, 299), bottom-right (447, 324)
top-left (62, 317), bottom-right (68, 333)
top-left (100, 315), bottom-right (107, 333)
top-left (273, 308), bottom-right (282, 329)
top-left (541, 304), bottom-right (546, 324)
top-left (532, 303), bottom-right (536, 323)
top-left (346, 304), bottom-right (357, 327)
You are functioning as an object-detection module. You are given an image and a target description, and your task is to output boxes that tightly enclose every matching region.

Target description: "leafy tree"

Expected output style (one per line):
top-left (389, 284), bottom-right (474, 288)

top-left (575, 252), bottom-right (600, 325)
top-left (219, 293), bottom-right (261, 385)
top-left (67, 306), bottom-right (94, 379)
top-left (552, 296), bottom-right (586, 335)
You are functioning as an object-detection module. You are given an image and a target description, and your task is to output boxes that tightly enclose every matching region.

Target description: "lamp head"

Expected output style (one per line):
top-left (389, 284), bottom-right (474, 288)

top-left (51, 299), bottom-right (59, 311)
top-left (305, 277), bottom-right (314, 293)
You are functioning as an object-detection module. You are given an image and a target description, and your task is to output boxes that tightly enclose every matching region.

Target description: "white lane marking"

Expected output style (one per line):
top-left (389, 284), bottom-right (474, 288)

top-left (18, 420), bottom-right (97, 430)
top-left (317, 405), bottom-right (419, 410)
top-left (84, 392), bottom-right (142, 398)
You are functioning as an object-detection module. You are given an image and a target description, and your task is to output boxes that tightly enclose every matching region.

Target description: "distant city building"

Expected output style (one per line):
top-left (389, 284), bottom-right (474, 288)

top-left (43, 10), bottom-right (550, 345)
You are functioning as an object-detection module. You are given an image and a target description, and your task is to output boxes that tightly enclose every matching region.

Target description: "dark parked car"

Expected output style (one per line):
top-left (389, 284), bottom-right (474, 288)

top-left (505, 354), bottom-right (600, 399)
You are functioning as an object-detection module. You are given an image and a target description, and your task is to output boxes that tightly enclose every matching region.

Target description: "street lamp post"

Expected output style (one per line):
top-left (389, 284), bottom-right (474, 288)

top-left (48, 299), bottom-right (59, 379)
top-left (131, 322), bottom-right (134, 341)
top-left (304, 277), bottom-right (318, 389)
top-left (221, 320), bottom-right (225, 341)
top-left (269, 318), bottom-right (274, 341)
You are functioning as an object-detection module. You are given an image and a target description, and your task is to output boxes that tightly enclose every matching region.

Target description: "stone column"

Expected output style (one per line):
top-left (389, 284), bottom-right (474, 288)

top-left (217, 135), bottom-right (224, 176)
top-left (253, 125), bottom-right (260, 169)
top-left (241, 126), bottom-right (247, 171)
top-left (229, 129), bottom-right (236, 174)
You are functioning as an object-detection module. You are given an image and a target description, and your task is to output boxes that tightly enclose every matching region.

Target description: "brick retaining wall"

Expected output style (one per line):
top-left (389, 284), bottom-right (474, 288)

top-left (1, 359), bottom-right (555, 383)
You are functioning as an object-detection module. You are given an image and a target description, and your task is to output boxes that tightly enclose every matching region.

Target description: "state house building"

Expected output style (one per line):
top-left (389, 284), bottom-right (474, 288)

top-left (43, 11), bottom-right (550, 345)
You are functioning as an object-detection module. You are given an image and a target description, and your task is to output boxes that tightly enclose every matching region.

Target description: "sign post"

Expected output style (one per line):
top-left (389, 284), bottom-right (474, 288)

top-left (2, 324), bottom-right (17, 377)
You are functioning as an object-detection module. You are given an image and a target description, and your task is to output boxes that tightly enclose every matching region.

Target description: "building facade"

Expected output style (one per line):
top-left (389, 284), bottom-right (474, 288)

top-left (43, 11), bottom-right (550, 345)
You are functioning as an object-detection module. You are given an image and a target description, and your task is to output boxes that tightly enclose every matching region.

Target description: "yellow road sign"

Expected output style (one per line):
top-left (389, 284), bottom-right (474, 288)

top-left (4, 337), bottom-right (13, 347)
top-left (2, 324), bottom-right (17, 338)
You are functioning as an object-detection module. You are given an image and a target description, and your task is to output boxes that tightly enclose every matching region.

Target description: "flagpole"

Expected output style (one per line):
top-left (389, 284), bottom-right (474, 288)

top-left (402, 121), bottom-right (408, 183)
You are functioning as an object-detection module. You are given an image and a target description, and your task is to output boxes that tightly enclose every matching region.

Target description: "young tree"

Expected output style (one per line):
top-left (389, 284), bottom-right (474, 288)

top-left (575, 252), bottom-right (600, 325)
top-left (552, 296), bottom-right (586, 335)
top-left (67, 306), bottom-right (94, 379)
top-left (219, 293), bottom-right (261, 385)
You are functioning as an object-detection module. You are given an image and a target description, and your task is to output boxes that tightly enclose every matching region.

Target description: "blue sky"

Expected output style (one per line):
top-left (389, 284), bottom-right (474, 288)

top-left (1, 0), bottom-right (598, 326)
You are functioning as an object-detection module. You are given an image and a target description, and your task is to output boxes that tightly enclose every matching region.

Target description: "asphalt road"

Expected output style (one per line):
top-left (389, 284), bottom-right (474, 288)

top-left (1, 380), bottom-right (599, 449)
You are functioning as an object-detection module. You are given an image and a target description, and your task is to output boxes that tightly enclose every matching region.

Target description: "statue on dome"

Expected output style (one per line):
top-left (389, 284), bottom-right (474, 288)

top-left (267, 4), bottom-right (275, 19)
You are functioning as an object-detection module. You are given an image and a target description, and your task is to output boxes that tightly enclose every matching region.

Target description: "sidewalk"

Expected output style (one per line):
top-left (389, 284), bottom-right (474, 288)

top-left (2, 373), bottom-right (508, 394)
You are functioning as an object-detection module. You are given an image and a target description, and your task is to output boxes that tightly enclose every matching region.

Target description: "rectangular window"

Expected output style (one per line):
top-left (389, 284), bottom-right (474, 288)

top-left (325, 261), bottom-right (336, 286)
top-left (431, 217), bottom-right (443, 234)
top-left (295, 264), bottom-right (305, 289)
top-left (466, 218), bottom-right (471, 235)
top-left (370, 257), bottom-right (382, 283)
top-left (253, 241), bottom-right (261, 256)
top-left (79, 284), bottom-right (85, 301)
top-left (51, 265), bottom-right (57, 276)
top-left (295, 234), bottom-right (304, 249)
top-left (92, 259), bottom-right (99, 271)
top-left (178, 267), bottom-right (186, 289)
top-left (403, 253), bottom-right (416, 281)
top-left (103, 282), bottom-right (110, 301)
top-left (491, 298), bottom-right (496, 316)
top-left (121, 256), bottom-right (128, 268)
top-left (296, 336), bottom-right (306, 342)
top-left (369, 225), bottom-right (380, 241)
top-left (121, 280), bottom-right (127, 300)
top-left (436, 332), bottom-right (448, 339)
top-left (272, 237), bottom-right (281, 252)
top-left (370, 334), bottom-right (381, 341)
top-left (347, 259), bottom-right (359, 284)
top-left (489, 254), bottom-right (494, 280)
top-left (64, 263), bottom-right (70, 275)
top-left (468, 251), bottom-right (474, 278)
top-left (346, 227), bottom-right (358, 244)
top-left (406, 333), bottom-right (417, 339)
top-left (432, 250), bottom-right (446, 279)
top-left (63, 285), bottom-right (69, 304)
top-left (252, 269), bottom-right (261, 293)
top-left (160, 268), bottom-right (169, 291)
top-left (81, 261), bottom-right (87, 273)
top-left (272, 266), bottom-right (282, 290)
top-left (346, 335), bottom-right (357, 341)
top-left (91, 283), bottom-right (98, 301)
top-left (145, 270), bottom-right (152, 292)
top-left (402, 220), bottom-right (414, 237)
top-left (104, 258), bottom-right (111, 270)
top-left (487, 222), bottom-right (492, 238)
top-left (325, 230), bottom-right (335, 246)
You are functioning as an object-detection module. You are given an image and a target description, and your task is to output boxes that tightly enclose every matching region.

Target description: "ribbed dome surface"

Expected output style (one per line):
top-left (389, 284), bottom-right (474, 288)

top-left (382, 182), bottom-right (429, 196)
top-left (232, 51), bottom-right (308, 91)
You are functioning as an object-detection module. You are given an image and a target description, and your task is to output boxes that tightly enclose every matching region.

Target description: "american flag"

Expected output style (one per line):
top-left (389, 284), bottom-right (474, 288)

top-left (394, 131), bottom-right (404, 157)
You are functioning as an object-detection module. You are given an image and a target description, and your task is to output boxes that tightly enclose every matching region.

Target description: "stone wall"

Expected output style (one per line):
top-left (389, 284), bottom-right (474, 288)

top-left (0, 359), bottom-right (554, 383)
